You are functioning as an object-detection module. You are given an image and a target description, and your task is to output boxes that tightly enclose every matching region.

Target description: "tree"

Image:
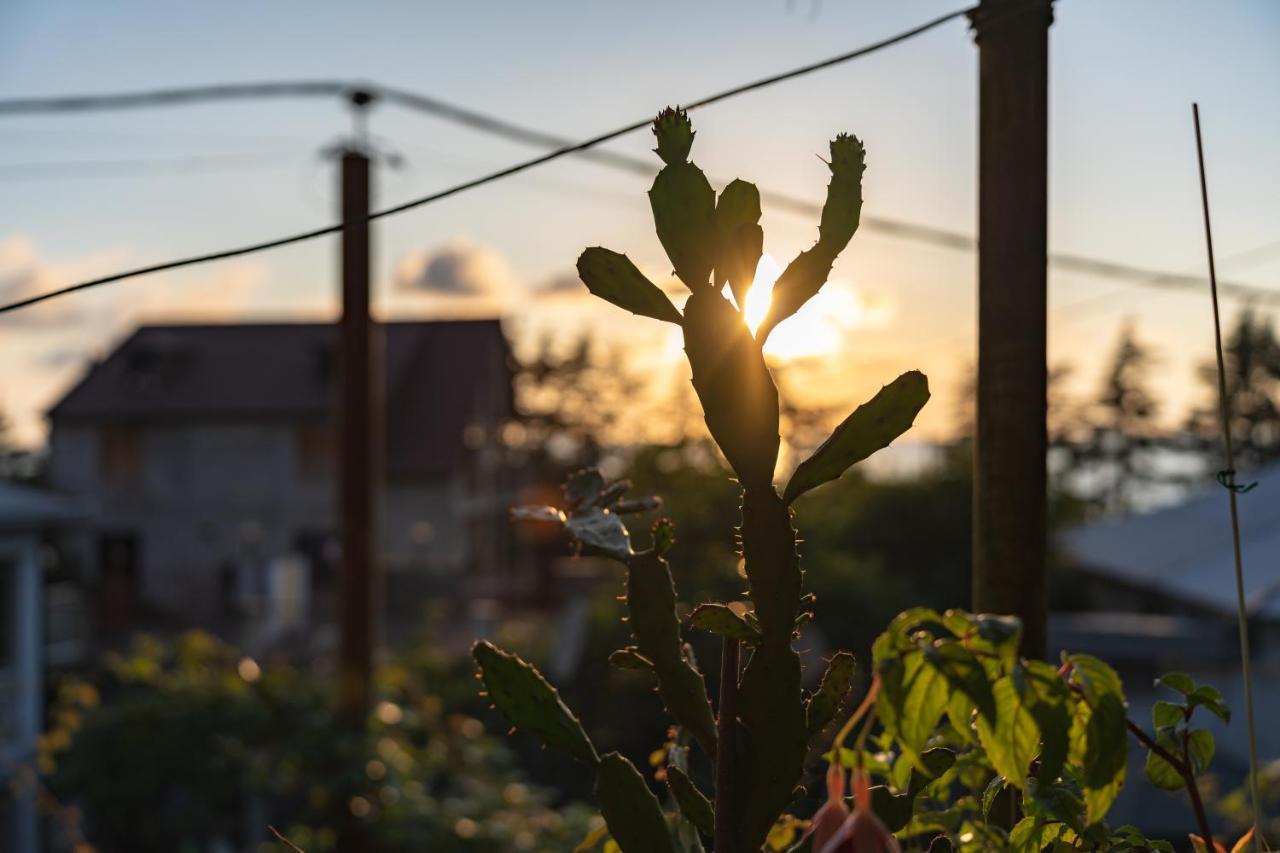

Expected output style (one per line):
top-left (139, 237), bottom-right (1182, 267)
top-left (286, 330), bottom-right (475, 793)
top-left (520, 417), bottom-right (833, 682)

top-left (1189, 308), bottom-right (1280, 470)
top-left (1063, 321), bottom-right (1165, 514)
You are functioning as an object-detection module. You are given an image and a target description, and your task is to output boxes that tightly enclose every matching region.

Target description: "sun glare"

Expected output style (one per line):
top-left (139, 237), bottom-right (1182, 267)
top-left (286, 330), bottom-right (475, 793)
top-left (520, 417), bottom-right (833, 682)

top-left (739, 254), bottom-right (878, 361)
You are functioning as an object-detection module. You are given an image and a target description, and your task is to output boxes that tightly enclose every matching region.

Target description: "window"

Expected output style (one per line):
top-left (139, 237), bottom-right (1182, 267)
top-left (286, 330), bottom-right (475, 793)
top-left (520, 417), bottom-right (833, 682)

top-left (294, 425), bottom-right (333, 480)
top-left (101, 426), bottom-right (143, 482)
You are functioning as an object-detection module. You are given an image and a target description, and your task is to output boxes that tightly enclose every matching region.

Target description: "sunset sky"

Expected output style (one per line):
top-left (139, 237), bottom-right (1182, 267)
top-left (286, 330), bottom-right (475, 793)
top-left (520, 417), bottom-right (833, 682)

top-left (2, 1), bottom-right (1278, 447)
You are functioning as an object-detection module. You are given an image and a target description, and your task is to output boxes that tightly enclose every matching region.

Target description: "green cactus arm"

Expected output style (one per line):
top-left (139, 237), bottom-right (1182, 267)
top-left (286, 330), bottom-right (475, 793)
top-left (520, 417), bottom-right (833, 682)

top-left (472, 640), bottom-right (599, 766)
top-left (805, 651), bottom-right (858, 737)
top-left (783, 370), bottom-right (930, 504)
top-left (666, 765), bottom-right (715, 837)
top-left (650, 162), bottom-right (717, 291)
top-left (627, 551), bottom-right (718, 758)
top-left (756, 134), bottom-right (866, 343)
top-left (714, 179), bottom-right (764, 309)
top-left (682, 288), bottom-right (780, 487)
top-left (738, 486), bottom-right (801, 640)
top-left (565, 507), bottom-right (633, 561)
top-left (595, 751), bottom-right (679, 853)
top-left (577, 248), bottom-right (682, 324)
top-left (652, 106), bottom-right (695, 166)
top-left (688, 603), bottom-right (762, 644)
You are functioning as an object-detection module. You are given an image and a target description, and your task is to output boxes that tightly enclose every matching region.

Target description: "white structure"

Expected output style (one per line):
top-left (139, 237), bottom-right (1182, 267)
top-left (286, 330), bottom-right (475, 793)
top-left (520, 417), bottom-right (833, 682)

top-left (0, 482), bottom-right (75, 853)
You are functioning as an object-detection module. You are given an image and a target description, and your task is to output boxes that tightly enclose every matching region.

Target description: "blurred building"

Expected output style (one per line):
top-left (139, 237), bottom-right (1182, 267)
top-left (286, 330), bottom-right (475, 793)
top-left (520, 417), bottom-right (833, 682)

top-left (45, 320), bottom-right (528, 651)
top-left (0, 481), bottom-right (78, 853)
top-left (1055, 462), bottom-right (1280, 836)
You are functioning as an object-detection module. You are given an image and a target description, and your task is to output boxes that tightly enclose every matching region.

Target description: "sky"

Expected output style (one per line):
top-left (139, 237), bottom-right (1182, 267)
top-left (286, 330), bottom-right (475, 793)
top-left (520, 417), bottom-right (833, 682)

top-left (1, 0), bottom-right (1278, 447)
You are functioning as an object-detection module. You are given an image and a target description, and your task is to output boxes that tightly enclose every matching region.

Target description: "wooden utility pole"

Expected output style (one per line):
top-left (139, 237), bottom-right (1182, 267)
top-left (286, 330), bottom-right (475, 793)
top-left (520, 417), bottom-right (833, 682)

top-left (971, 0), bottom-right (1053, 658)
top-left (336, 141), bottom-right (381, 727)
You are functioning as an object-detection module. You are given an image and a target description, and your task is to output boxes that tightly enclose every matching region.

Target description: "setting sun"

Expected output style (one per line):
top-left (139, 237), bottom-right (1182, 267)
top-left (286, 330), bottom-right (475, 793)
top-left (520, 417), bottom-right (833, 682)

top-left (740, 253), bottom-right (879, 361)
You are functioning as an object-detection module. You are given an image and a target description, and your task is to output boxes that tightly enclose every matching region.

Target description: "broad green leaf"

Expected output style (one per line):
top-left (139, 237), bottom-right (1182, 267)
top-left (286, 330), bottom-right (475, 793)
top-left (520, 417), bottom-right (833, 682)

top-left (650, 161), bottom-right (717, 290)
top-left (473, 640), bottom-right (598, 765)
top-left (1152, 700), bottom-right (1184, 729)
top-left (947, 687), bottom-right (977, 744)
top-left (784, 371), bottom-right (930, 503)
top-left (872, 607), bottom-right (949, 667)
top-left (1068, 654), bottom-right (1125, 705)
top-left (806, 650), bottom-right (858, 737)
top-left (1009, 816), bottom-right (1065, 853)
top-left (1188, 729), bottom-right (1215, 772)
top-left (1083, 694), bottom-right (1128, 789)
top-left (1068, 691), bottom-right (1127, 825)
top-left (1188, 685), bottom-right (1231, 723)
top-left (626, 552), bottom-right (717, 758)
top-left (1143, 730), bottom-right (1185, 791)
top-left (595, 752), bottom-right (678, 853)
top-left (923, 641), bottom-right (997, 726)
top-left (899, 655), bottom-right (951, 763)
top-left (577, 248), bottom-right (682, 324)
top-left (870, 748), bottom-right (956, 832)
top-left (687, 603), bottom-right (761, 643)
top-left (1156, 672), bottom-right (1196, 696)
top-left (1023, 660), bottom-right (1071, 783)
top-left (665, 765), bottom-right (714, 837)
top-left (976, 675), bottom-right (1040, 789)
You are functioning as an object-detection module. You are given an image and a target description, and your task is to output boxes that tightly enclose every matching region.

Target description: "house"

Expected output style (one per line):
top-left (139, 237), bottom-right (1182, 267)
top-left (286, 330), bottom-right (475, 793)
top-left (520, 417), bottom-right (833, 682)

top-left (45, 320), bottom-right (528, 649)
top-left (1, 481), bottom-right (78, 853)
top-left (1056, 463), bottom-right (1280, 836)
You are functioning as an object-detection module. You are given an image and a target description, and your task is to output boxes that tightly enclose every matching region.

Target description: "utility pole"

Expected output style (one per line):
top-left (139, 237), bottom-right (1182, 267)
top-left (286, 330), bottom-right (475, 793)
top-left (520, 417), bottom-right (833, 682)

top-left (971, 0), bottom-right (1053, 658)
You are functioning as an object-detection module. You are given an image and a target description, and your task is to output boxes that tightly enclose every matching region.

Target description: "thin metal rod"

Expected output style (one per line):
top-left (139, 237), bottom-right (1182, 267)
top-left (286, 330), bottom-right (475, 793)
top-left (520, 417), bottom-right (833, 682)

top-left (1193, 102), bottom-right (1267, 850)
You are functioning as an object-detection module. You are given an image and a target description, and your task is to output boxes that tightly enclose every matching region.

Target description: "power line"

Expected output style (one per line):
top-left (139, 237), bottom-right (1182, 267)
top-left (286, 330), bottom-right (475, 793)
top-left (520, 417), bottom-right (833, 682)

top-left (0, 7), bottom-right (972, 316)
top-left (0, 152), bottom-right (297, 181)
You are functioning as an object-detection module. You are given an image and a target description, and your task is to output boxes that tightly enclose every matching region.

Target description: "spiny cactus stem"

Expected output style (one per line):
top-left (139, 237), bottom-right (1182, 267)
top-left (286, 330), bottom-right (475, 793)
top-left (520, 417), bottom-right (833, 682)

top-left (714, 636), bottom-right (740, 853)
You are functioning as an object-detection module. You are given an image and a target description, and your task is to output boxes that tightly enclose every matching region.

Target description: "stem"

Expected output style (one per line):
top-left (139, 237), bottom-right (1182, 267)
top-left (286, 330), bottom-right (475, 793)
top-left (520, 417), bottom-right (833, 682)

top-left (1182, 729), bottom-right (1215, 850)
top-left (714, 636), bottom-right (740, 853)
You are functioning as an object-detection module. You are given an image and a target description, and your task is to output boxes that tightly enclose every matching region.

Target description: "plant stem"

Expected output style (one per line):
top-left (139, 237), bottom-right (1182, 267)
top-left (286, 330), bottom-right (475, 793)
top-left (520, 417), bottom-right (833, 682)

top-left (714, 636), bottom-right (740, 853)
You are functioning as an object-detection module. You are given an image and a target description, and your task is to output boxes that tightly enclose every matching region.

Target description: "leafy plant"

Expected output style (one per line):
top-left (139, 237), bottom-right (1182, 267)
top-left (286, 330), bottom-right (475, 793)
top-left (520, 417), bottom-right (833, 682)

top-left (477, 109), bottom-right (929, 852)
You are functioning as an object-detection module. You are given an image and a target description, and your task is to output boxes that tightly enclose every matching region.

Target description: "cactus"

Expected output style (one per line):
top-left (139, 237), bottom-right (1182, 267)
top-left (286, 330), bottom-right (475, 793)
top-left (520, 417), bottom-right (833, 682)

top-left (479, 111), bottom-right (928, 852)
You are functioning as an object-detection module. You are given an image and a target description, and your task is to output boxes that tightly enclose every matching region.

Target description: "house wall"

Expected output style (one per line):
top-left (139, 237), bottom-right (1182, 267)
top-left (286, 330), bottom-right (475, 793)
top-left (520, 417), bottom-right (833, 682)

top-left (47, 421), bottom-right (473, 624)
top-left (0, 532), bottom-right (43, 853)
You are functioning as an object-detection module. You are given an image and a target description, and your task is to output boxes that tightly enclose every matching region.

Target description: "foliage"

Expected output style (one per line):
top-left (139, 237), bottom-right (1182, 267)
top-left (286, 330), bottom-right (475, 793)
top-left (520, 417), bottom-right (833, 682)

top-left (39, 632), bottom-right (595, 852)
top-left (480, 110), bottom-right (929, 852)
top-left (1189, 308), bottom-right (1280, 469)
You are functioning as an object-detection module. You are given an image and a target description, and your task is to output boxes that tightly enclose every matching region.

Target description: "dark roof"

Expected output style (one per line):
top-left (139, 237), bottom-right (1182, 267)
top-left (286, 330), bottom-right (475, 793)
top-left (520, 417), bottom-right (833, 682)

top-left (49, 320), bottom-right (514, 477)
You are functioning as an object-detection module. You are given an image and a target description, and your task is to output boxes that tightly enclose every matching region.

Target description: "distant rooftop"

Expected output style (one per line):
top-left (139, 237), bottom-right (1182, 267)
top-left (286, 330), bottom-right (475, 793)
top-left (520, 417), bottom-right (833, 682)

top-left (48, 320), bottom-right (514, 478)
top-left (1062, 462), bottom-right (1280, 621)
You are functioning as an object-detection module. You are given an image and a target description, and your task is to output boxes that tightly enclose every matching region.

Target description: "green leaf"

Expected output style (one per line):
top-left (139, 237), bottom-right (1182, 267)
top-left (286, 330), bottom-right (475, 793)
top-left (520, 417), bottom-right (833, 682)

top-left (626, 552), bottom-right (717, 758)
top-left (784, 371), bottom-right (930, 503)
top-left (595, 752), bottom-right (678, 853)
top-left (1155, 672), bottom-right (1195, 696)
top-left (566, 507), bottom-right (632, 561)
top-left (687, 603), bottom-right (761, 643)
top-left (577, 248), bottom-right (682, 323)
top-left (1187, 728), bottom-right (1215, 773)
top-left (714, 179), bottom-right (764, 309)
top-left (1188, 685), bottom-right (1231, 723)
top-left (473, 640), bottom-right (598, 765)
top-left (756, 134), bottom-right (865, 342)
top-left (923, 641), bottom-right (997, 726)
top-left (1152, 700), bottom-right (1184, 729)
top-left (806, 651), bottom-right (858, 737)
top-left (1143, 731), bottom-right (1184, 791)
top-left (650, 161), bottom-right (717, 290)
top-left (1068, 654), bottom-right (1125, 705)
top-left (665, 765), bottom-right (714, 837)
top-left (681, 288), bottom-right (780, 488)
top-left (976, 675), bottom-right (1040, 789)
top-left (1083, 694), bottom-right (1128, 789)
top-left (899, 654), bottom-right (951, 763)
top-left (1009, 816), bottom-right (1065, 853)
top-left (565, 468), bottom-right (606, 507)
top-left (1022, 660), bottom-right (1070, 783)
top-left (947, 687), bottom-right (977, 744)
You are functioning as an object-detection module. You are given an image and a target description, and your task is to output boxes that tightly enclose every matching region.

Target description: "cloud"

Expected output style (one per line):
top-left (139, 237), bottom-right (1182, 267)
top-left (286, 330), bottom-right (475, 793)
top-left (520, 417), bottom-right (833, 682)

top-left (534, 271), bottom-right (586, 299)
top-left (395, 241), bottom-right (514, 299)
top-left (0, 236), bottom-right (126, 328)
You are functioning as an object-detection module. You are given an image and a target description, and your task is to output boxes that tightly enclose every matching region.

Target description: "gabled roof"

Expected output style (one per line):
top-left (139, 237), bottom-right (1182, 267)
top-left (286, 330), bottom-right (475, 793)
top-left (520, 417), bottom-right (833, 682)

top-left (48, 320), bottom-right (514, 477)
top-left (1061, 462), bottom-right (1280, 620)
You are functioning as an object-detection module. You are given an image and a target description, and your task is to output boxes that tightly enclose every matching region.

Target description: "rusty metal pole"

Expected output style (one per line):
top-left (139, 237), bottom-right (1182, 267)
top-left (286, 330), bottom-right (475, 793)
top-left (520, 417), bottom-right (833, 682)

top-left (971, 0), bottom-right (1053, 658)
top-left (336, 143), bottom-right (381, 725)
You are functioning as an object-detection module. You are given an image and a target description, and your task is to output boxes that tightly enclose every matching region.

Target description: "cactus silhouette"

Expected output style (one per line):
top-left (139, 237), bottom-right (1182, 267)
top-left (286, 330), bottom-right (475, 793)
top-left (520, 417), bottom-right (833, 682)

top-left (475, 108), bottom-right (930, 852)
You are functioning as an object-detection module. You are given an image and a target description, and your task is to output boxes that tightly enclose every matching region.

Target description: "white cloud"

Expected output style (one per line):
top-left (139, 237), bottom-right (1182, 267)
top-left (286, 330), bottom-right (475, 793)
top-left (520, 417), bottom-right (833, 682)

top-left (394, 240), bottom-right (515, 302)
